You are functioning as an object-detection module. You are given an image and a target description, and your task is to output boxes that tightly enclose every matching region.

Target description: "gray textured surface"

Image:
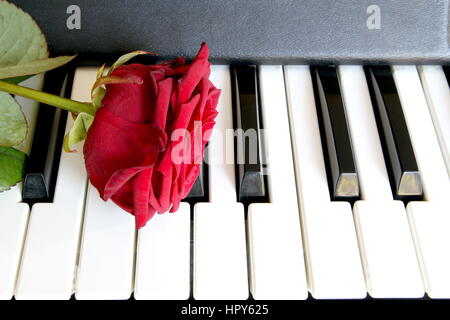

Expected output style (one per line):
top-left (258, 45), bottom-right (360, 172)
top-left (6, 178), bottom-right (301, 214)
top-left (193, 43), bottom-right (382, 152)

top-left (9, 0), bottom-right (450, 63)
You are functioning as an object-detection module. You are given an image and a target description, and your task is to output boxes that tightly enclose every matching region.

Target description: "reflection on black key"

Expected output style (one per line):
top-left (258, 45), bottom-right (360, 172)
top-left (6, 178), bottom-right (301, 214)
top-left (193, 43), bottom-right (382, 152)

top-left (22, 68), bottom-right (71, 203)
top-left (231, 65), bottom-right (266, 202)
top-left (185, 162), bottom-right (205, 199)
top-left (313, 66), bottom-right (359, 200)
top-left (366, 66), bottom-right (423, 200)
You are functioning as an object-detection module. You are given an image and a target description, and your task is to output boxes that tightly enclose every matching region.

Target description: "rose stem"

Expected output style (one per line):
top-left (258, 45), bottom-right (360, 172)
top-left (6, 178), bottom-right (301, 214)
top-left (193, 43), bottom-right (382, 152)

top-left (0, 80), bottom-right (94, 115)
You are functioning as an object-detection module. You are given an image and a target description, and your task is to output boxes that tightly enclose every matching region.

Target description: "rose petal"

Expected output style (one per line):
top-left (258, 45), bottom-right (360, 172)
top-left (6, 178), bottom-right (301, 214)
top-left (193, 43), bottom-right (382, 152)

top-left (103, 166), bottom-right (143, 200)
top-left (177, 43), bottom-right (211, 104)
top-left (148, 166), bottom-right (173, 212)
top-left (133, 168), bottom-right (155, 228)
top-left (84, 108), bottom-right (166, 198)
top-left (153, 77), bottom-right (173, 130)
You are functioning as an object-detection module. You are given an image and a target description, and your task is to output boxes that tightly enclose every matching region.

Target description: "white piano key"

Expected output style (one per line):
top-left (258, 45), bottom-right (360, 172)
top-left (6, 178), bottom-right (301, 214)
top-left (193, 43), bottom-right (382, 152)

top-left (245, 66), bottom-right (307, 300)
top-left (0, 211), bottom-right (27, 301)
top-left (75, 185), bottom-right (135, 300)
top-left (338, 66), bottom-right (424, 298)
top-left (418, 65), bottom-right (450, 176)
top-left (14, 69), bottom-right (90, 300)
top-left (0, 187), bottom-right (29, 300)
top-left (284, 65), bottom-right (366, 299)
top-left (134, 203), bottom-right (190, 300)
top-left (0, 75), bottom-right (43, 300)
top-left (393, 66), bottom-right (450, 298)
top-left (353, 202), bottom-right (424, 298)
top-left (193, 65), bottom-right (248, 300)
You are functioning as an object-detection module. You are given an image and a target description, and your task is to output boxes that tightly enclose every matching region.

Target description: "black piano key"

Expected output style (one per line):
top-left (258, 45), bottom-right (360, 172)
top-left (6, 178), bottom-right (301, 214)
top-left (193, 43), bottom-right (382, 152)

top-left (22, 67), bottom-right (71, 203)
top-left (365, 66), bottom-right (423, 201)
top-left (185, 162), bottom-right (205, 200)
top-left (443, 66), bottom-right (450, 87)
top-left (231, 65), bottom-right (266, 202)
top-left (312, 66), bottom-right (359, 200)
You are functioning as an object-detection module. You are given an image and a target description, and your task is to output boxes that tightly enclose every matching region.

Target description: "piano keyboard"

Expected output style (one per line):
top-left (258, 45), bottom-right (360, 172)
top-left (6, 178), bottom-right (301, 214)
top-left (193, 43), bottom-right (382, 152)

top-left (0, 64), bottom-right (449, 300)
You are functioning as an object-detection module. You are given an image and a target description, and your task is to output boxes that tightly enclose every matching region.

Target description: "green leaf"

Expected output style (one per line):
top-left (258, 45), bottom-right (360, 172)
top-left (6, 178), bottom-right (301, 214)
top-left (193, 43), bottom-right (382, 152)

top-left (0, 2), bottom-right (79, 153)
top-left (0, 91), bottom-right (27, 147)
top-left (0, 55), bottom-right (76, 79)
top-left (0, 1), bottom-right (49, 68)
top-left (63, 112), bottom-right (94, 152)
top-left (4, 75), bottom-right (32, 84)
top-left (0, 146), bottom-right (26, 192)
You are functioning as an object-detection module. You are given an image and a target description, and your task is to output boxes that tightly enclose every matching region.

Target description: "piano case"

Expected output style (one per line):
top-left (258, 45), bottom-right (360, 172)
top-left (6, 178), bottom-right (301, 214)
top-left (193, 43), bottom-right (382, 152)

top-left (9, 0), bottom-right (450, 64)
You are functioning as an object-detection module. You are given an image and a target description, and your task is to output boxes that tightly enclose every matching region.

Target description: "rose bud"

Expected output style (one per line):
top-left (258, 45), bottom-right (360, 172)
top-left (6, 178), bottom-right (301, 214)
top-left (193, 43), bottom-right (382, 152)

top-left (84, 43), bottom-right (219, 229)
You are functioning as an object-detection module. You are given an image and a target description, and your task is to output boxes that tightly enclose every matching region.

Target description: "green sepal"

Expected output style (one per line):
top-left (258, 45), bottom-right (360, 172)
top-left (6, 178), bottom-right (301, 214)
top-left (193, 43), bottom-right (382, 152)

top-left (63, 112), bottom-right (94, 152)
top-left (107, 51), bottom-right (154, 76)
top-left (92, 87), bottom-right (106, 111)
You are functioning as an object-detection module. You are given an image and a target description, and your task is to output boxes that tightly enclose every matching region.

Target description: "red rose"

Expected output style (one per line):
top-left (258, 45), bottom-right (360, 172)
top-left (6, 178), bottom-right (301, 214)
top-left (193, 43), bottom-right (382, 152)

top-left (84, 43), bottom-right (219, 229)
